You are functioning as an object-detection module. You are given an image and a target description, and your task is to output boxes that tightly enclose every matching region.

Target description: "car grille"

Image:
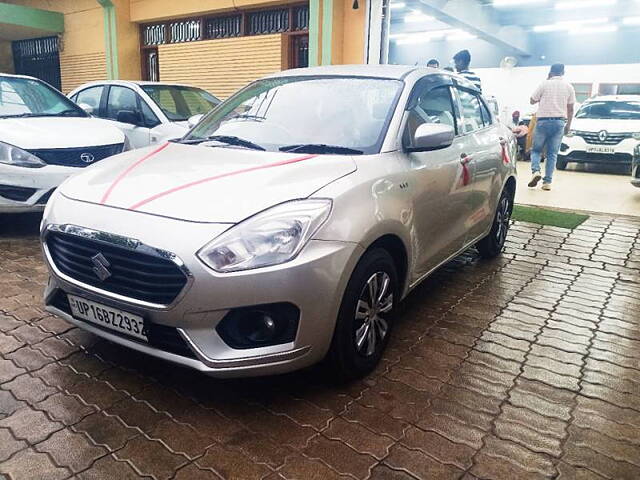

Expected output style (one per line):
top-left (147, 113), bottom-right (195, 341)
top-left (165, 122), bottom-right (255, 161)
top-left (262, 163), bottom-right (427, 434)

top-left (27, 143), bottom-right (124, 167)
top-left (0, 185), bottom-right (36, 202)
top-left (561, 151), bottom-right (633, 164)
top-left (46, 231), bottom-right (188, 305)
top-left (50, 291), bottom-right (197, 359)
top-left (575, 131), bottom-right (633, 145)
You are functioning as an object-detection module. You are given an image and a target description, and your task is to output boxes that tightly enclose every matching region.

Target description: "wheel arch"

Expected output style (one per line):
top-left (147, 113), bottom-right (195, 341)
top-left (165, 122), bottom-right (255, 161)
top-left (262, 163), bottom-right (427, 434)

top-left (363, 234), bottom-right (410, 298)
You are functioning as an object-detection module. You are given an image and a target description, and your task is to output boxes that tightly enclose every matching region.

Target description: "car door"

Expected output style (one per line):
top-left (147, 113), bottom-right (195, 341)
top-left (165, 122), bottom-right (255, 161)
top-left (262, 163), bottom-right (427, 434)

top-left (104, 86), bottom-right (151, 148)
top-left (455, 87), bottom-right (504, 243)
top-left (403, 79), bottom-right (477, 280)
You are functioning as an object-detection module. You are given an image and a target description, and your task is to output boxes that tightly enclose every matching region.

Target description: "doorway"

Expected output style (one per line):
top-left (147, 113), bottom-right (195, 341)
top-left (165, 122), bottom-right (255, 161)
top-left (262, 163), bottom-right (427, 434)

top-left (12, 36), bottom-right (61, 91)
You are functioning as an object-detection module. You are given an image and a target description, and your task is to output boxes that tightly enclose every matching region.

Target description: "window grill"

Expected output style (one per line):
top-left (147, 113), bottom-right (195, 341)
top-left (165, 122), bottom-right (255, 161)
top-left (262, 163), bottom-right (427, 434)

top-left (248, 9), bottom-right (289, 35)
top-left (205, 15), bottom-right (242, 39)
top-left (142, 24), bottom-right (166, 46)
top-left (169, 19), bottom-right (201, 43)
top-left (293, 5), bottom-right (309, 31)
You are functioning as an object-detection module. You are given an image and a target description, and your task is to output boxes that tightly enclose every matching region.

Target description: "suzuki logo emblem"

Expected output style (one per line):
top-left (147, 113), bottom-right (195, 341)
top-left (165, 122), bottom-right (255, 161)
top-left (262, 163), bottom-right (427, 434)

top-left (80, 152), bottom-right (95, 163)
top-left (91, 253), bottom-right (111, 281)
top-left (598, 130), bottom-right (608, 142)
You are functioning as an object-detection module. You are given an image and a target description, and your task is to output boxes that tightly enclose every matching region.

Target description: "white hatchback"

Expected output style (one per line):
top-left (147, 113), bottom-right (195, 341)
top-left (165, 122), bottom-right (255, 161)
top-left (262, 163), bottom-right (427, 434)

top-left (68, 81), bottom-right (221, 149)
top-left (0, 74), bottom-right (126, 213)
top-left (559, 95), bottom-right (640, 170)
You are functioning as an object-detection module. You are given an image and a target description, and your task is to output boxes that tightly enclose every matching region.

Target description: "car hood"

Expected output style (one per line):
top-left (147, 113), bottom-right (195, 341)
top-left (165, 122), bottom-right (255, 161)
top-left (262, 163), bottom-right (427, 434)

top-left (0, 117), bottom-right (125, 149)
top-left (572, 118), bottom-right (640, 133)
top-left (60, 142), bottom-right (357, 223)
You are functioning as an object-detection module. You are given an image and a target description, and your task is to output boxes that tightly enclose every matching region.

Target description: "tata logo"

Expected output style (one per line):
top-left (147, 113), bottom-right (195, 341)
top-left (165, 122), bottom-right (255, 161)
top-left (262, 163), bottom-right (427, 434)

top-left (91, 253), bottom-right (111, 281)
top-left (80, 152), bottom-right (95, 163)
top-left (598, 130), bottom-right (608, 143)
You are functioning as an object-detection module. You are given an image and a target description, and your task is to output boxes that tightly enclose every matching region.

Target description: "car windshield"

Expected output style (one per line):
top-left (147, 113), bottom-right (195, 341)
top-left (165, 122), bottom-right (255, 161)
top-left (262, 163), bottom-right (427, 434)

top-left (142, 85), bottom-right (221, 122)
top-left (575, 101), bottom-right (640, 120)
top-left (184, 76), bottom-right (404, 154)
top-left (0, 76), bottom-right (86, 118)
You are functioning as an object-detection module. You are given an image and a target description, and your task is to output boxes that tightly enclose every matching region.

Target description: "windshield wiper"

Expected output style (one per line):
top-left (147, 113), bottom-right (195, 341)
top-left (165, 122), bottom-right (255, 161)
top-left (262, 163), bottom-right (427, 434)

top-left (279, 144), bottom-right (364, 155)
top-left (205, 135), bottom-right (266, 151)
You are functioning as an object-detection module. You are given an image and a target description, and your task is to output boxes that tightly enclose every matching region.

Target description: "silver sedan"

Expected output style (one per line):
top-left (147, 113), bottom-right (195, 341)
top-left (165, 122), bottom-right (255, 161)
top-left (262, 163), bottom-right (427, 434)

top-left (41, 65), bottom-right (517, 379)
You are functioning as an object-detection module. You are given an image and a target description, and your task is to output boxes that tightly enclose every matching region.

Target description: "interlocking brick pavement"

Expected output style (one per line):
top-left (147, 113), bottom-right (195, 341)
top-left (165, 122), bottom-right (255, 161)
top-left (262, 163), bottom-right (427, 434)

top-left (2, 212), bottom-right (640, 479)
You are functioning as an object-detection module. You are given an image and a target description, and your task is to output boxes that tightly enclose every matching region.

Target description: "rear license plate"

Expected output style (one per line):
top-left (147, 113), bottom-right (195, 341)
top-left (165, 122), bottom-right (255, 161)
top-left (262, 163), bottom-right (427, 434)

top-left (67, 294), bottom-right (147, 341)
top-left (586, 146), bottom-right (615, 154)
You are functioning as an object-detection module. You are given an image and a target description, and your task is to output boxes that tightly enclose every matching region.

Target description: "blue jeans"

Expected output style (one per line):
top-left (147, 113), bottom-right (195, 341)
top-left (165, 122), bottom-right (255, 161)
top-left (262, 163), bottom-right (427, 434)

top-left (531, 118), bottom-right (566, 184)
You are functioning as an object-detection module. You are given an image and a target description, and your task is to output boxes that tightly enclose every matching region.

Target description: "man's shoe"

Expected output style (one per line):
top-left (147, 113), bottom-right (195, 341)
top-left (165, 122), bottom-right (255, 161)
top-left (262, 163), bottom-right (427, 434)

top-left (542, 183), bottom-right (551, 191)
top-left (528, 172), bottom-right (542, 188)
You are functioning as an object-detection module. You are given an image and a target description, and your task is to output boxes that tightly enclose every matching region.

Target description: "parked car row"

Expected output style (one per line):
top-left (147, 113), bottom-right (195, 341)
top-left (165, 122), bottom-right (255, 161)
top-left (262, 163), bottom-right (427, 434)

top-left (0, 66), bottom-right (518, 378)
top-left (0, 73), bottom-right (221, 213)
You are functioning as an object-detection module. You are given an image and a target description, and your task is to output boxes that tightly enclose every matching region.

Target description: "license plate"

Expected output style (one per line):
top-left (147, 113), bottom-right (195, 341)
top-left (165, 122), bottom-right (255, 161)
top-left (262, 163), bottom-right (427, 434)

top-left (67, 294), bottom-right (147, 341)
top-left (586, 146), bottom-right (615, 154)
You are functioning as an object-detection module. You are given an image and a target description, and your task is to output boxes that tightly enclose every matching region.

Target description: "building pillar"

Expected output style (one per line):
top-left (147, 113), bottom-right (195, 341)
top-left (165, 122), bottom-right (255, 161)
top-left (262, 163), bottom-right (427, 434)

top-left (97, 0), bottom-right (119, 79)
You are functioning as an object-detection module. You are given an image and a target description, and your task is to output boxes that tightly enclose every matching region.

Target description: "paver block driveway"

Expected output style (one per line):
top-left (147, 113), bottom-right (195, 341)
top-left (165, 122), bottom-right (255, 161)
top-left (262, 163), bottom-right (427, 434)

top-left (1, 213), bottom-right (640, 479)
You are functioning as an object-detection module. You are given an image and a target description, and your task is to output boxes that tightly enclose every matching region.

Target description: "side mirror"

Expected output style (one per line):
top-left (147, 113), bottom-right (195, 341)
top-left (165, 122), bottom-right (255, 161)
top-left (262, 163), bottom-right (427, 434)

top-left (408, 124), bottom-right (455, 152)
top-left (187, 113), bottom-right (204, 128)
top-left (78, 102), bottom-right (94, 114)
top-left (116, 109), bottom-right (142, 126)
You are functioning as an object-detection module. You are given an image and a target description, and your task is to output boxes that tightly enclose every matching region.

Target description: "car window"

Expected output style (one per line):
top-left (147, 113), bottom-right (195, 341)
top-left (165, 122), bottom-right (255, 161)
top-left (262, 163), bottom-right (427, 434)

top-left (106, 86), bottom-right (138, 120)
top-left (404, 85), bottom-right (457, 147)
top-left (75, 86), bottom-right (104, 113)
top-left (479, 98), bottom-right (493, 126)
top-left (457, 89), bottom-right (485, 134)
top-left (142, 85), bottom-right (220, 122)
top-left (0, 77), bottom-right (86, 118)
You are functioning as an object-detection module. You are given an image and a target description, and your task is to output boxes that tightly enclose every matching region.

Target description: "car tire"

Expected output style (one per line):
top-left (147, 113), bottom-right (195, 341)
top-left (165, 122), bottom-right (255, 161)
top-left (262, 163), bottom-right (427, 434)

top-left (327, 248), bottom-right (398, 381)
top-left (556, 158), bottom-right (568, 170)
top-left (476, 188), bottom-right (513, 259)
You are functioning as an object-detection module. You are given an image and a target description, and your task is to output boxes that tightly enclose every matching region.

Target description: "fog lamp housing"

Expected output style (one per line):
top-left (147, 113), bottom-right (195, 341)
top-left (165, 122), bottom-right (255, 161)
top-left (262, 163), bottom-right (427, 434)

top-left (560, 143), bottom-right (570, 152)
top-left (216, 303), bottom-right (300, 349)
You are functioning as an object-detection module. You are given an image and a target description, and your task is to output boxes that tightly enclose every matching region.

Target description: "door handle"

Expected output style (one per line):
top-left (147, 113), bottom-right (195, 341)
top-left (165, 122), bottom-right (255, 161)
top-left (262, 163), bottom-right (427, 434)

top-left (460, 153), bottom-right (472, 165)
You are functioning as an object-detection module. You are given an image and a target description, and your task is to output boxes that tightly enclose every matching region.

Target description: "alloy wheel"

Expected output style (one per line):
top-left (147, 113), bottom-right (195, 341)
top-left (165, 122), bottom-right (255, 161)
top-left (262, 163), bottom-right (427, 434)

top-left (495, 195), bottom-right (511, 247)
top-left (354, 271), bottom-right (393, 357)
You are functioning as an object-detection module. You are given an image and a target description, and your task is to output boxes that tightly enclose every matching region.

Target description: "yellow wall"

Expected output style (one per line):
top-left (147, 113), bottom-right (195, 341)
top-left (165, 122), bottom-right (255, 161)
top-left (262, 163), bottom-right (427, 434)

top-left (131, 0), bottom-right (302, 23)
top-left (0, 41), bottom-right (14, 73)
top-left (339, 0), bottom-right (365, 64)
top-left (114, 0), bottom-right (141, 81)
top-left (158, 34), bottom-right (283, 98)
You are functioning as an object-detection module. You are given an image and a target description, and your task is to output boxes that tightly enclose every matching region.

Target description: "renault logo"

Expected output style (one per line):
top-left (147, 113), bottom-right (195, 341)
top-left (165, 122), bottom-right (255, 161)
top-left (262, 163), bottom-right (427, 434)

top-left (598, 130), bottom-right (608, 142)
top-left (91, 253), bottom-right (111, 281)
top-left (80, 152), bottom-right (95, 163)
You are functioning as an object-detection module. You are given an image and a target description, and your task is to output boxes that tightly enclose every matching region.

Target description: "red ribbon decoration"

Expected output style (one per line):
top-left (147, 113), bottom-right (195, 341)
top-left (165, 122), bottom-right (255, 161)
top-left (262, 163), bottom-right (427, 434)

top-left (501, 142), bottom-right (511, 165)
top-left (128, 154), bottom-right (318, 211)
top-left (101, 142), bottom-right (170, 204)
top-left (462, 163), bottom-right (471, 186)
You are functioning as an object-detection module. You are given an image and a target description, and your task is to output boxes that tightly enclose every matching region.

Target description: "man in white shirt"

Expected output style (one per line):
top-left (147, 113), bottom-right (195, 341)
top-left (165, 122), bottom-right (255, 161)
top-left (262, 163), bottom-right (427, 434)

top-left (528, 64), bottom-right (576, 190)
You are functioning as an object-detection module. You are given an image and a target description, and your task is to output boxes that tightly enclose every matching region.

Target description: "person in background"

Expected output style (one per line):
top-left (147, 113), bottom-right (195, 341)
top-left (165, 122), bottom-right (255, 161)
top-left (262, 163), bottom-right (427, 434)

top-left (512, 110), bottom-right (521, 127)
top-left (528, 63), bottom-right (576, 191)
top-left (427, 59), bottom-right (439, 68)
top-left (512, 121), bottom-right (529, 161)
top-left (453, 50), bottom-right (482, 92)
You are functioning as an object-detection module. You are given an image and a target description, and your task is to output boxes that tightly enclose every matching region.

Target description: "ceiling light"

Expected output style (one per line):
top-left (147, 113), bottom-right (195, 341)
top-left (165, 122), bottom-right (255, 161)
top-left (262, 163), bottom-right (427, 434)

top-left (493, 0), bottom-right (548, 7)
top-left (569, 25), bottom-right (618, 34)
top-left (533, 17), bottom-right (609, 32)
top-left (623, 16), bottom-right (640, 25)
top-left (404, 11), bottom-right (434, 23)
top-left (390, 2), bottom-right (406, 9)
top-left (556, 0), bottom-right (616, 10)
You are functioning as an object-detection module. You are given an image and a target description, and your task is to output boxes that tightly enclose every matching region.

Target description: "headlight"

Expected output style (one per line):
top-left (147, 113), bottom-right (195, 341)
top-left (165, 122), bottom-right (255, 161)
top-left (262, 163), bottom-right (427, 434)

top-left (632, 132), bottom-right (640, 140)
top-left (0, 141), bottom-right (45, 168)
top-left (197, 199), bottom-right (332, 273)
top-left (122, 136), bottom-right (131, 152)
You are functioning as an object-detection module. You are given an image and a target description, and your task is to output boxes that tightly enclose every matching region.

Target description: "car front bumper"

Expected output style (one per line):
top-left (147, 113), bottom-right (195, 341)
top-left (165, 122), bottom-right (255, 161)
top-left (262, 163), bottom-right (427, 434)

top-left (42, 194), bottom-right (363, 377)
top-left (559, 136), bottom-right (638, 165)
top-left (0, 164), bottom-right (79, 213)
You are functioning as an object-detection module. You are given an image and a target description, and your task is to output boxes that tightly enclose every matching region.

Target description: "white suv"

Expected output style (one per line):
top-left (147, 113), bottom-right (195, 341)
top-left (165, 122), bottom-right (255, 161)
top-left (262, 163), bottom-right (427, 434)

top-left (559, 95), bottom-right (640, 170)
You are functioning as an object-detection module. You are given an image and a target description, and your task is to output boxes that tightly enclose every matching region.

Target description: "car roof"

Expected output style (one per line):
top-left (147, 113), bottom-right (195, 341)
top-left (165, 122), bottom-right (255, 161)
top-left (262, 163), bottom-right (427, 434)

top-left (586, 95), bottom-right (640, 103)
top-left (72, 80), bottom-right (205, 89)
top-left (271, 64), bottom-right (419, 79)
